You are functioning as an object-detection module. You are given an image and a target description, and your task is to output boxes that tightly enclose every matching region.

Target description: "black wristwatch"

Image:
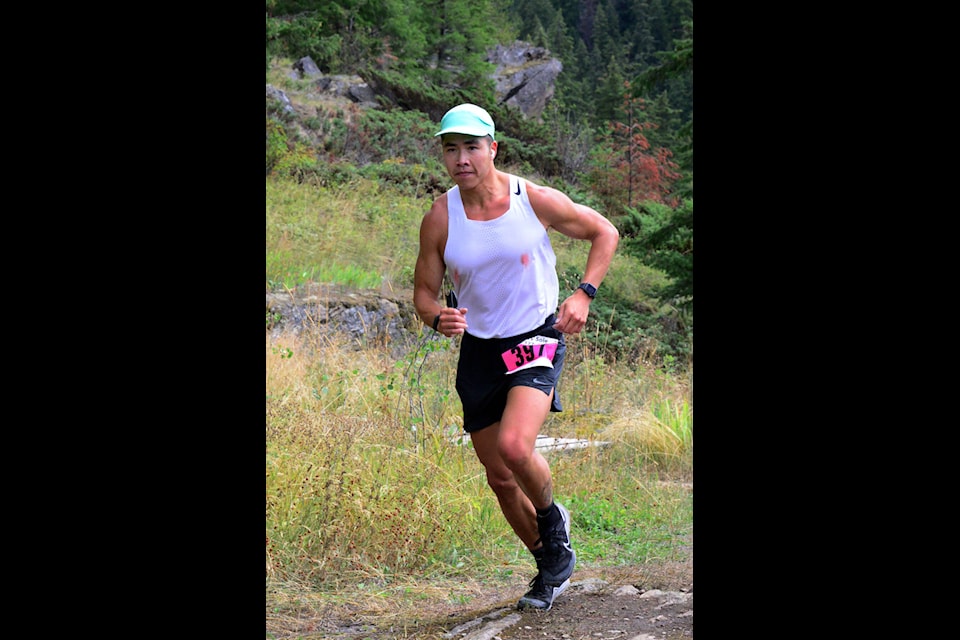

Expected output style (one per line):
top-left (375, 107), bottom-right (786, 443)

top-left (577, 282), bottom-right (597, 299)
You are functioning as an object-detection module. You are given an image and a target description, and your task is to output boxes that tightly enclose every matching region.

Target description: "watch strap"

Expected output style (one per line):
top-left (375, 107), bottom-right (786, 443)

top-left (578, 282), bottom-right (597, 299)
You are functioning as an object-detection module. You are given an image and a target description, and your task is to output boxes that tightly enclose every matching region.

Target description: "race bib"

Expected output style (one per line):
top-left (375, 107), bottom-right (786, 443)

top-left (501, 336), bottom-right (559, 374)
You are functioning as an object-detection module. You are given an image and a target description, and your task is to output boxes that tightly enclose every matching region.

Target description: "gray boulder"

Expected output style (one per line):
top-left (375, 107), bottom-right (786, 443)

top-left (487, 42), bottom-right (563, 119)
top-left (265, 85), bottom-right (295, 114)
top-left (294, 56), bottom-right (322, 78)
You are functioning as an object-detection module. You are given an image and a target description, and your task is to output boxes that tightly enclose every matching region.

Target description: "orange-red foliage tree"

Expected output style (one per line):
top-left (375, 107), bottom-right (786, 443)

top-left (585, 82), bottom-right (682, 220)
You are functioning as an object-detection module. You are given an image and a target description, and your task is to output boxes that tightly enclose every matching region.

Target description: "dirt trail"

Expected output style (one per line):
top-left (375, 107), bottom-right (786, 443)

top-left (446, 573), bottom-right (693, 640)
top-left (267, 558), bottom-right (692, 640)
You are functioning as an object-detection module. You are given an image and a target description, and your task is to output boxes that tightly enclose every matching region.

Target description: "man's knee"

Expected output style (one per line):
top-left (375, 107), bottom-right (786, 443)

top-left (498, 437), bottom-right (534, 471)
top-left (486, 468), bottom-right (520, 496)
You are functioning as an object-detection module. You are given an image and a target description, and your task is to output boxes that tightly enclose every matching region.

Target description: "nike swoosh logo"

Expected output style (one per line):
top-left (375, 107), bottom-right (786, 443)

top-left (515, 182), bottom-right (521, 195)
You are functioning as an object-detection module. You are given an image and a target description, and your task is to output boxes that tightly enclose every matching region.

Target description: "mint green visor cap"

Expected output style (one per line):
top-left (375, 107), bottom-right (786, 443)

top-left (435, 103), bottom-right (495, 140)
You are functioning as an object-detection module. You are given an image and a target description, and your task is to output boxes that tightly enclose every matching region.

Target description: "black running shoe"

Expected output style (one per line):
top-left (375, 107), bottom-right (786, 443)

top-left (536, 502), bottom-right (576, 586)
top-left (517, 572), bottom-right (570, 611)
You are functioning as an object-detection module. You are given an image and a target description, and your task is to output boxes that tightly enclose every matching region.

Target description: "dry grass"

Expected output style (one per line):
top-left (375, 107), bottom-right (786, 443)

top-left (266, 304), bottom-right (692, 639)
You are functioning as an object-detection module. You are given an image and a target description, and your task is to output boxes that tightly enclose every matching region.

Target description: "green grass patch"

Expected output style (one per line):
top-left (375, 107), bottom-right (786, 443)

top-left (266, 175), bottom-right (424, 291)
top-left (564, 488), bottom-right (691, 566)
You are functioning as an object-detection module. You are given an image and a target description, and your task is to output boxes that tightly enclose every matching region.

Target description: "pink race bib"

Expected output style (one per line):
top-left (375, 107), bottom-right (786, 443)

top-left (501, 336), bottom-right (559, 374)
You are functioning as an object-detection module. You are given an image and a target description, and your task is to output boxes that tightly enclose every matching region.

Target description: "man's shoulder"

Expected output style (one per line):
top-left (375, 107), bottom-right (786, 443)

top-left (521, 179), bottom-right (558, 206)
top-left (424, 191), bottom-right (451, 224)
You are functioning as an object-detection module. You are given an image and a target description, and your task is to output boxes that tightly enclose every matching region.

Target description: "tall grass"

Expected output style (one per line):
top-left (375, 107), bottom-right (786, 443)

top-left (266, 172), bottom-right (692, 632)
top-left (266, 319), bottom-right (692, 592)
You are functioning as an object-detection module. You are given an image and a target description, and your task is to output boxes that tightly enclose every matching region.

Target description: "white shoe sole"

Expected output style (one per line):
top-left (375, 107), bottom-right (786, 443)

top-left (517, 578), bottom-right (570, 611)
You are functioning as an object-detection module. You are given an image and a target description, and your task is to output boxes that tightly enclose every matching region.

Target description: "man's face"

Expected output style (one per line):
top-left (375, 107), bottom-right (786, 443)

top-left (440, 134), bottom-right (495, 186)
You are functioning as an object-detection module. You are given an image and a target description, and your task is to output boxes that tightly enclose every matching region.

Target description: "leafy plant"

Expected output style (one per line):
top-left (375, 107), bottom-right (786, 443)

top-left (618, 198), bottom-right (693, 310)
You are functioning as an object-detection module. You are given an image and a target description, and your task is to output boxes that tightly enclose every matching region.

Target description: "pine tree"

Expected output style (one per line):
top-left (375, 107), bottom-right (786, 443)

top-left (509, 0), bottom-right (558, 43)
top-left (419, 0), bottom-right (501, 89)
top-left (632, 17), bottom-right (692, 197)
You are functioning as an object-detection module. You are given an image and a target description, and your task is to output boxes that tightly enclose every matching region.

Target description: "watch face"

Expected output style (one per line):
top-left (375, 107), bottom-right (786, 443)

top-left (579, 283), bottom-right (597, 298)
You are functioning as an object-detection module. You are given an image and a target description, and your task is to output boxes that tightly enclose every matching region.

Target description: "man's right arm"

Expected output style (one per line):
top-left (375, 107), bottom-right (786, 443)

top-left (413, 200), bottom-right (447, 330)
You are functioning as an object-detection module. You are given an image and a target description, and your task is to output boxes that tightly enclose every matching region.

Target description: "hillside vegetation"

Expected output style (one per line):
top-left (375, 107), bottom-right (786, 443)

top-left (266, 0), bottom-right (694, 368)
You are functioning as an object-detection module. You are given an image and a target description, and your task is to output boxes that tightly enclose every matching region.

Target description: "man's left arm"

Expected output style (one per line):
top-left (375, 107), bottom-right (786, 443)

top-left (530, 187), bottom-right (619, 334)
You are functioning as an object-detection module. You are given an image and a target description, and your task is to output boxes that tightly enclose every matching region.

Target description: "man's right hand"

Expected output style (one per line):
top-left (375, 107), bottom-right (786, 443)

top-left (436, 307), bottom-right (468, 336)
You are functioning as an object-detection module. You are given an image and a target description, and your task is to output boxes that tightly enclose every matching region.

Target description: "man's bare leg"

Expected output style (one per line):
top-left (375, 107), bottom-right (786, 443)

top-left (469, 386), bottom-right (554, 550)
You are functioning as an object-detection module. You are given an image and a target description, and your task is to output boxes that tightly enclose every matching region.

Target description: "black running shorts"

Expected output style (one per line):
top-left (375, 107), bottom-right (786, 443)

top-left (456, 315), bottom-right (566, 433)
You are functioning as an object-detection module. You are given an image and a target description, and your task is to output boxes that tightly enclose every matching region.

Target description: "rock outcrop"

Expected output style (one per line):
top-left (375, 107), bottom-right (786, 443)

top-left (487, 42), bottom-right (563, 119)
top-left (284, 40), bottom-right (562, 119)
top-left (266, 284), bottom-right (424, 357)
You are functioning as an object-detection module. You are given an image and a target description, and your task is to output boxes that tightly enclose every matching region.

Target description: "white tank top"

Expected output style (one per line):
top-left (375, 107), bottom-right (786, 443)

top-left (444, 175), bottom-right (558, 339)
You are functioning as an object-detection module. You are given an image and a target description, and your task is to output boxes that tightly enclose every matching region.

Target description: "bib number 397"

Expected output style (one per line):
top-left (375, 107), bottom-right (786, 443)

top-left (501, 336), bottom-right (559, 374)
